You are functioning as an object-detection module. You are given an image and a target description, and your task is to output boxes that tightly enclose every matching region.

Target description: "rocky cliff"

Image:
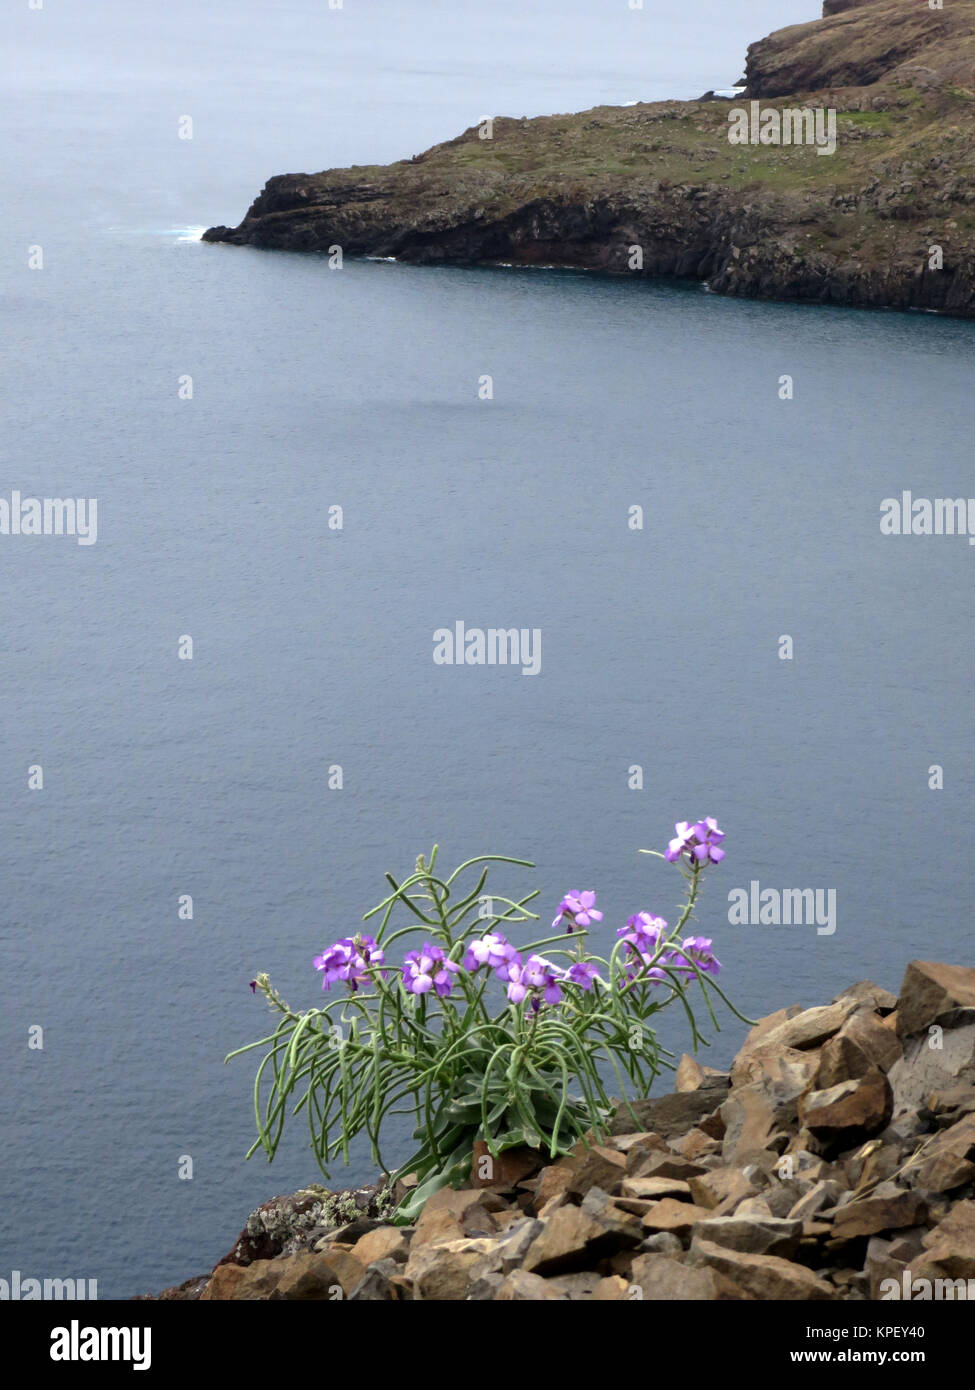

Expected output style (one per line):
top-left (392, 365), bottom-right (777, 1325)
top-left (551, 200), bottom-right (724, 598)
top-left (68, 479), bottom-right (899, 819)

top-left (144, 959), bottom-right (975, 1301)
top-left (203, 0), bottom-right (975, 316)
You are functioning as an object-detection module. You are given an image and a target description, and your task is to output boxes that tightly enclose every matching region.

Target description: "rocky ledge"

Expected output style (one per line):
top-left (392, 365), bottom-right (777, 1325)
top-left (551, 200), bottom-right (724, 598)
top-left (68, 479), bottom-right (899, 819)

top-left (145, 958), bottom-right (975, 1301)
top-left (203, 0), bottom-right (975, 316)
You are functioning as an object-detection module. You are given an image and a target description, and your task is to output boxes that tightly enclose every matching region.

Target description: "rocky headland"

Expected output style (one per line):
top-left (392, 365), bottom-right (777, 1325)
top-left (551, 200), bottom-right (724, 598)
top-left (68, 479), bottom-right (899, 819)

top-left (144, 959), bottom-right (975, 1301)
top-left (203, 0), bottom-right (975, 316)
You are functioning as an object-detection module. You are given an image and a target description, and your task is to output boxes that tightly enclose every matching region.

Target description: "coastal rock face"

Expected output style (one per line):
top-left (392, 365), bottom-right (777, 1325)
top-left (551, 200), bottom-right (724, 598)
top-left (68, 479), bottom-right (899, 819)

top-left (204, 0), bottom-right (975, 316)
top-left (144, 959), bottom-right (975, 1301)
top-left (745, 0), bottom-right (975, 98)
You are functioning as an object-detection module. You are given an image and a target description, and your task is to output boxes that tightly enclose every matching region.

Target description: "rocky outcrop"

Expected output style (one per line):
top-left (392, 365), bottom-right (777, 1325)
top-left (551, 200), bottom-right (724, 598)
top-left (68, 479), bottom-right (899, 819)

top-left (203, 1), bottom-right (975, 316)
top-left (745, 0), bottom-right (975, 98)
top-left (143, 958), bottom-right (975, 1301)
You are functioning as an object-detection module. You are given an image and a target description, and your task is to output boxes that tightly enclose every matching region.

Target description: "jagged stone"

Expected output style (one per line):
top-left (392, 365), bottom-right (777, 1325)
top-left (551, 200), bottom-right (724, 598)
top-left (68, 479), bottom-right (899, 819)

top-left (531, 1159), bottom-right (578, 1212)
top-left (915, 1199), bottom-right (975, 1280)
top-left (671, 1128), bottom-right (723, 1161)
top-left (626, 1151), bottom-right (710, 1182)
top-left (788, 1179), bottom-right (843, 1221)
top-left (609, 1081), bottom-right (729, 1142)
top-left (630, 1253), bottom-right (720, 1300)
top-left (410, 1188), bottom-right (508, 1249)
top-left (640, 1198), bottom-right (713, 1238)
top-left (746, 999), bottom-right (862, 1055)
top-left (592, 1275), bottom-right (632, 1299)
top-left (830, 1187), bottom-right (928, 1240)
top-left (349, 1225), bottom-right (410, 1267)
top-left (721, 1086), bottom-right (789, 1162)
top-left (691, 1214), bottom-right (802, 1259)
top-left (913, 1114), bottom-right (975, 1192)
top-left (799, 1069), bottom-right (893, 1140)
top-left (897, 961), bottom-right (975, 1038)
top-left (495, 1269), bottom-right (568, 1300)
top-left (621, 1176), bottom-right (692, 1201)
top-left (889, 1025), bottom-right (975, 1117)
top-left (522, 1203), bottom-right (641, 1276)
top-left (832, 981), bottom-right (898, 1015)
top-left (202, 1251), bottom-right (343, 1301)
top-left (567, 1144), bottom-right (627, 1196)
top-left (406, 1236), bottom-right (502, 1300)
top-left (348, 1257), bottom-right (401, 1301)
top-left (689, 1239), bottom-right (834, 1300)
top-left (688, 1168), bottom-right (758, 1215)
top-left (639, 1231), bottom-right (683, 1254)
top-left (607, 1130), bottom-right (668, 1155)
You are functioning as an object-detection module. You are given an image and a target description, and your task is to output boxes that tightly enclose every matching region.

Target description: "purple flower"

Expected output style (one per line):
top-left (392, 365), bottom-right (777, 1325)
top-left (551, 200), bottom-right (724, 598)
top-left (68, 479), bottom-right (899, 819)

top-left (402, 943), bottom-right (461, 998)
top-left (523, 955), bottom-right (564, 1005)
top-left (503, 954), bottom-right (565, 1006)
top-left (665, 818), bottom-right (726, 865)
top-left (314, 935), bottom-right (385, 992)
top-left (463, 932), bottom-right (511, 972)
top-left (669, 936), bottom-right (722, 978)
top-left (566, 961), bottom-right (600, 991)
top-left (617, 911), bottom-right (667, 955)
top-left (493, 946), bottom-right (524, 984)
top-left (552, 891), bottom-right (603, 931)
top-left (504, 961), bottom-right (530, 1004)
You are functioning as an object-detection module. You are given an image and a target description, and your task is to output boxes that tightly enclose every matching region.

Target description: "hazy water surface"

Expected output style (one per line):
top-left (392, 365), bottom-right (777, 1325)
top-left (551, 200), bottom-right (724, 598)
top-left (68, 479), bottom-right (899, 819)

top-left (2, 0), bottom-right (973, 1297)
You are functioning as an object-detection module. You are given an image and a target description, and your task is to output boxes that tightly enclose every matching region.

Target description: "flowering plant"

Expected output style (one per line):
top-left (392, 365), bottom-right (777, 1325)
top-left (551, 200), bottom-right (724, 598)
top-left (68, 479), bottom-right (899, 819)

top-left (227, 820), bottom-right (747, 1221)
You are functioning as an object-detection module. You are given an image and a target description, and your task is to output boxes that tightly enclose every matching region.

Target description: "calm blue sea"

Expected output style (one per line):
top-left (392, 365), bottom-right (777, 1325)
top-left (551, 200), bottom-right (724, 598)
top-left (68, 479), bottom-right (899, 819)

top-left (2, 0), bottom-right (973, 1298)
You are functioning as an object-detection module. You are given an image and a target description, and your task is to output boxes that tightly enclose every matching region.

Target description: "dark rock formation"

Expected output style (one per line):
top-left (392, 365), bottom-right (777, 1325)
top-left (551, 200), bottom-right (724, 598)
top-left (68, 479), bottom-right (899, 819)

top-left (203, 0), bottom-right (975, 317)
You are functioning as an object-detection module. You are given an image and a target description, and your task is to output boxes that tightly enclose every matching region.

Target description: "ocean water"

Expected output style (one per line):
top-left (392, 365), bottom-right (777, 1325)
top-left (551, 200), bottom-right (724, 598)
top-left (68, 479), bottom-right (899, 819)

top-left (2, 0), bottom-right (974, 1299)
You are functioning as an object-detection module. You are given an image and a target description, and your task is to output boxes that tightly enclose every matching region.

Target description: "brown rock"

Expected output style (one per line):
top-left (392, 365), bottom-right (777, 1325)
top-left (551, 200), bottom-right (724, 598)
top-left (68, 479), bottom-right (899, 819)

top-left (592, 1275), bottom-right (632, 1299)
top-left (747, 999), bottom-right (861, 1054)
top-left (688, 1168), bottom-right (758, 1215)
top-left (202, 1252), bottom-right (343, 1301)
top-left (200, 1264), bottom-right (248, 1300)
top-left (640, 1198), bottom-right (713, 1238)
top-left (676, 1055), bottom-right (707, 1091)
top-left (348, 1257), bottom-right (401, 1301)
top-left (567, 1144), bottom-right (627, 1197)
top-left (671, 1127), bottom-right (723, 1161)
top-left (799, 1069), bottom-right (892, 1140)
top-left (914, 1114), bottom-right (975, 1192)
top-left (609, 1081), bottom-right (729, 1142)
top-left (830, 1187), bottom-right (928, 1240)
top-left (607, 1130), bottom-right (668, 1155)
top-left (495, 1269), bottom-right (568, 1300)
top-left (888, 1024), bottom-right (975, 1117)
top-left (787, 1179), bottom-right (843, 1221)
top-left (522, 1203), bottom-right (641, 1276)
top-left (471, 1141), bottom-right (544, 1189)
top-left (629, 1253), bottom-right (720, 1300)
top-left (626, 1151), bottom-right (709, 1182)
top-left (832, 981), bottom-right (898, 1014)
top-left (675, 1056), bottom-right (729, 1092)
top-left (739, 1006), bottom-right (804, 1053)
top-left (312, 1245), bottom-right (372, 1298)
top-left (917, 1199), bottom-right (975, 1280)
top-left (691, 1214), bottom-right (802, 1259)
top-left (721, 1087), bottom-right (786, 1163)
top-left (546, 1270), bottom-right (606, 1299)
top-left (531, 1159), bottom-right (578, 1212)
top-left (897, 961), bottom-right (975, 1038)
top-left (621, 1176), bottom-right (692, 1201)
top-left (410, 1187), bottom-right (506, 1249)
top-left (406, 1236), bottom-right (502, 1300)
top-left (350, 1225), bottom-right (410, 1267)
top-left (689, 1239), bottom-right (833, 1300)
top-left (924, 1085), bottom-right (975, 1127)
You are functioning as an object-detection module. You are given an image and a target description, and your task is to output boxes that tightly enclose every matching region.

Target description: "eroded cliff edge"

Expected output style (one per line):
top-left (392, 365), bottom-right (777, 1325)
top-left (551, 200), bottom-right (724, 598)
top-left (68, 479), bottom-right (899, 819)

top-left (204, 0), bottom-right (975, 316)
